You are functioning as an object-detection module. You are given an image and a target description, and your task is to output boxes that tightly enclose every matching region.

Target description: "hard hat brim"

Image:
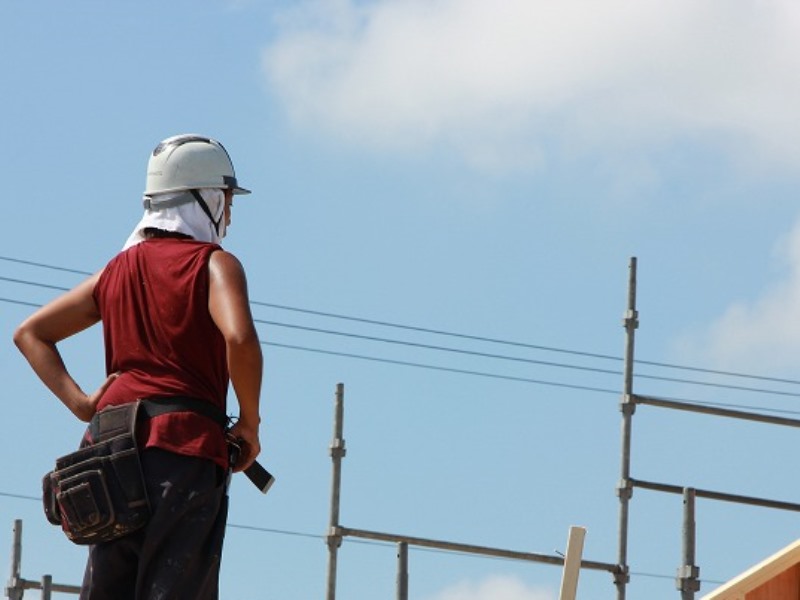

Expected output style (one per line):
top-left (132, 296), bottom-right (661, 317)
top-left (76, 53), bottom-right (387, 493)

top-left (223, 175), bottom-right (250, 195)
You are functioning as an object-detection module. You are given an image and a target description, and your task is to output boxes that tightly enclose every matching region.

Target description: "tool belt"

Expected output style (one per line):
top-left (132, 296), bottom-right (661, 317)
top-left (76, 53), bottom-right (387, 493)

top-left (42, 398), bottom-right (228, 546)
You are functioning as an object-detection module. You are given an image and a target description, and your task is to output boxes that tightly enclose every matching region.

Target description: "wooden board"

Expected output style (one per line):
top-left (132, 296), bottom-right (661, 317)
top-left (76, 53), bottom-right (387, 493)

top-left (701, 540), bottom-right (800, 600)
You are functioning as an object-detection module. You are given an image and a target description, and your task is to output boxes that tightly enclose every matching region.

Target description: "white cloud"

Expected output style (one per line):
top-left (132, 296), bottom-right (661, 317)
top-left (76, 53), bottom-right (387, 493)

top-left (675, 218), bottom-right (800, 373)
top-left (262, 0), bottom-right (800, 172)
top-left (424, 575), bottom-right (555, 600)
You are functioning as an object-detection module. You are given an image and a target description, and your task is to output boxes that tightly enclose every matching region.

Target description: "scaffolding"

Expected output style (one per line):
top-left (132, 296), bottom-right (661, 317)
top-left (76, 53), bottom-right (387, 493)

top-left (5, 520), bottom-right (80, 600)
top-left (324, 257), bottom-right (800, 599)
top-left (8, 257), bottom-right (800, 599)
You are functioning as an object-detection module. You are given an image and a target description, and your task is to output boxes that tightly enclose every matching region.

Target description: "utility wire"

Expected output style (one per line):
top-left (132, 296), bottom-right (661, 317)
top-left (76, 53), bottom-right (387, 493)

top-left (0, 490), bottom-right (724, 585)
top-left (252, 300), bottom-right (625, 362)
top-left (0, 296), bottom-right (41, 308)
top-left (4, 285), bottom-right (800, 409)
top-left (226, 522), bottom-right (322, 541)
top-left (264, 341), bottom-right (800, 418)
top-left (256, 319), bottom-right (624, 376)
top-left (256, 320), bottom-right (800, 399)
top-left (4, 256), bottom-right (800, 392)
top-left (6, 285), bottom-right (800, 416)
top-left (0, 275), bottom-right (73, 292)
top-left (264, 340), bottom-right (622, 395)
top-left (0, 491), bottom-right (40, 502)
top-left (4, 289), bottom-right (800, 408)
top-left (251, 300), bottom-right (800, 386)
top-left (5, 273), bottom-right (800, 397)
top-left (0, 255), bottom-right (92, 276)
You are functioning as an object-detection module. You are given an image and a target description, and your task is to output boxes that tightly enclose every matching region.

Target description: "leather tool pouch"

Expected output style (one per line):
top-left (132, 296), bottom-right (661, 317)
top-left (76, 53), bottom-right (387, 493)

top-left (42, 402), bottom-right (150, 545)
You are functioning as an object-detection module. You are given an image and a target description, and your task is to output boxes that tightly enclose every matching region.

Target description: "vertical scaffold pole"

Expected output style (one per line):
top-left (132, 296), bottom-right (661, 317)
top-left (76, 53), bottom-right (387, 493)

top-left (41, 574), bottom-right (52, 600)
top-left (396, 542), bottom-right (409, 600)
top-left (326, 383), bottom-right (347, 600)
top-left (7, 519), bottom-right (24, 600)
top-left (616, 257), bottom-right (639, 600)
top-left (677, 488), bottom-right (700, 600)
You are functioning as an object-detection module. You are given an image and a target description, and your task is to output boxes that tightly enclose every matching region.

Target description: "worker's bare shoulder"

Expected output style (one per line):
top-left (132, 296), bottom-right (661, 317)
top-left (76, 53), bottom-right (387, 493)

top-left (209, 249), bottom-right (245, 273)
top-left (208, 250), bottom-right (249, 294)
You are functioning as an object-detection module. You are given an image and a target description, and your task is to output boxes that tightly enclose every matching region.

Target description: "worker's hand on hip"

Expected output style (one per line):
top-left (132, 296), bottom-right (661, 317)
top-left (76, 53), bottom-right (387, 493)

top-left (75, 372), bottom-right (121, 422)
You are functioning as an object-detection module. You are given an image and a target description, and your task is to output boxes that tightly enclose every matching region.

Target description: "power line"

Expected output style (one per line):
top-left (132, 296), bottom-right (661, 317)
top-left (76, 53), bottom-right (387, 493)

top-left (226, 522), bottom-right (323, 541)
top-left (1, 272), bottom-right (798, 398)
top-left (6, 280), bottom-right (800, 400)
top-left (8, 282), bottom-right (800, 416)
top-left (257, 320), bottom-right (800, 399)
top-left (252, 300), bottom-right (626, 363)
top-left (264, 341), bottom-right (800, 418)
top-left (252, 300), bottom-right (800, 386)
top-left (0, 296), bottom-right (41, 308)
top-left (5, 255), bottom-right (800, 394)
top-left (4, 285), bottom-right (800, 409)
top-left (257, 319), bottom-right (624, 376)
top-left (0, 490), bottom-right (321, 544)
top-left (0, 490), bottom-right (724, 585)
top-left (0, 491), bottom-right (40, 502)
top-left (0, 287), bottom-right (623, 391)
top-left (264, 341), bottom-right (622, 395)
top-left (0, 255), bottom-right (92, 276)
top-left (0, 275), bottom-right (72, 292)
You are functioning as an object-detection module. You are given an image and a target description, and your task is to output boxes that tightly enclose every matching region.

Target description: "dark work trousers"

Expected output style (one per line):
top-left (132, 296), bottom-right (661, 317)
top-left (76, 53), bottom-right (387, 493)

top-left (80, 448), bottom-right (228, 600)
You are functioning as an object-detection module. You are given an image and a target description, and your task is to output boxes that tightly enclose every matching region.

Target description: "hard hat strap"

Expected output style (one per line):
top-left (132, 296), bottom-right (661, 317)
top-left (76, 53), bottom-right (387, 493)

top-left (142, 192), bottom-right (196, 210)
top-left (190, 189), bottom-right (223, 236)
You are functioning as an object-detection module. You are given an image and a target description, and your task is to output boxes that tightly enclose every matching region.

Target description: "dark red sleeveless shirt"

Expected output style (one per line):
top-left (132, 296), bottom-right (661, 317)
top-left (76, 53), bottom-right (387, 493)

top-left (93, 238), bottom-right (229, 468)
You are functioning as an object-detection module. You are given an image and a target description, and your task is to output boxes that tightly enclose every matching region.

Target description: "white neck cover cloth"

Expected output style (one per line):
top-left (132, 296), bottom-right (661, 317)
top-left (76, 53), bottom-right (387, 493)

top-left (123, 188), bottom-right (226, 250)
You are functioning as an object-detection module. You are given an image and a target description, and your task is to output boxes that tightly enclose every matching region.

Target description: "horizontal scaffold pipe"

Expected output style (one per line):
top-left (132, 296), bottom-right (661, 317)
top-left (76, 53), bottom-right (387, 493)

top-left (336, 526), bottom-right (619, 574)
top-left (634, 395), bottom-right (800, 429)
top-left (630, 478), bottom-right (800, 513)
top-left (19, 578), bottom-right (81, 594)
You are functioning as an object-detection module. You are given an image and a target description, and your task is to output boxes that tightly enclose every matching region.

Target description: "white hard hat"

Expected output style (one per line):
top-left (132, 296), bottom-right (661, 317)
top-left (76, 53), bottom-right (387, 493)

top-left (144, 134), bottom-right (251, 196)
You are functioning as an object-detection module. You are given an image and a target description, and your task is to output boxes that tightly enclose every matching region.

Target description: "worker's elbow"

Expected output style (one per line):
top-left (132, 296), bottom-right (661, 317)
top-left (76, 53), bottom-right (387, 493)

top-left (13, 321), bottom-right (51, 356)
top-left (12, 324), bottom-right (30, 352)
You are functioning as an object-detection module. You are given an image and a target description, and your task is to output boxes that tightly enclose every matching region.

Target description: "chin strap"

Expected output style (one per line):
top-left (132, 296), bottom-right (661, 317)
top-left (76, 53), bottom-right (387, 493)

top-left (190, 189), bottom-right (224, 237)
top-left (142, 191), bottom-right (195, 210)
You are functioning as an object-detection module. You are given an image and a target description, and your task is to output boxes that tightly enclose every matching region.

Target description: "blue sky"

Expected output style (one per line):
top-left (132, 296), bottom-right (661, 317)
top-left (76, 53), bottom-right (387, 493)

top-left (3, 1), bottom-right (800, 599)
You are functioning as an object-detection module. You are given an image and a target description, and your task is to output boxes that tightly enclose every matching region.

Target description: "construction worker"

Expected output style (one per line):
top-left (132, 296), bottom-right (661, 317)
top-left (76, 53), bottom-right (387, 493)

top-left (14, 134), bottom-right (263, 599)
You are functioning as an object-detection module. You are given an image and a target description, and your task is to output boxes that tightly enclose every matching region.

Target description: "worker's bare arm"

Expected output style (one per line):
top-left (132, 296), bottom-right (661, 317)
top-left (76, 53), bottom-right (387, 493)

top-left (13, 272), bottom-right (117, 421)
top-left (208, 250), bottom-right (263, 471)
